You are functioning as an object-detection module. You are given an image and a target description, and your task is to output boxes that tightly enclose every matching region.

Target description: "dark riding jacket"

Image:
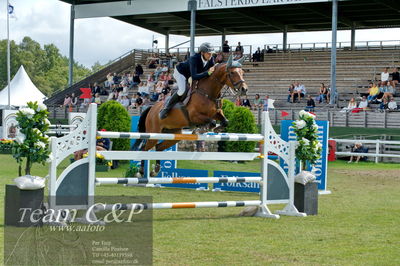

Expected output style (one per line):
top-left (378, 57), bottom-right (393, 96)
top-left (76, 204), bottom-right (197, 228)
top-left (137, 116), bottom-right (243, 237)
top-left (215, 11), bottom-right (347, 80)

top-left (176, 53), bottom-right (215, 80)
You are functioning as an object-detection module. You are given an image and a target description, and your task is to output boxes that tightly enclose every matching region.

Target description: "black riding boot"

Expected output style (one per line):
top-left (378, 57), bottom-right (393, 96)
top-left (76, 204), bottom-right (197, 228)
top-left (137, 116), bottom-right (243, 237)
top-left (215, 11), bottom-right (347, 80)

top-left (159, 92), bottom-right (181, 119)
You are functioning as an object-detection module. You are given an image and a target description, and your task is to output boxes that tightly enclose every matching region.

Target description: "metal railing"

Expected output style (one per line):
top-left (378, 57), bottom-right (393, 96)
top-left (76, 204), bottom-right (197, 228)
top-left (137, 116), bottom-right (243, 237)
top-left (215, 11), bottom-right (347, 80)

top-left (331, 138), bottom-right (400, 163)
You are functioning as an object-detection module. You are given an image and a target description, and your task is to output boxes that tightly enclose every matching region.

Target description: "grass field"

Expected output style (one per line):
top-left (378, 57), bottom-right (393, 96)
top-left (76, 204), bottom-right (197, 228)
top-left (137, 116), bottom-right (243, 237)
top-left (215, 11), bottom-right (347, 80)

top-left (0, 154), bottom-right (399, 265)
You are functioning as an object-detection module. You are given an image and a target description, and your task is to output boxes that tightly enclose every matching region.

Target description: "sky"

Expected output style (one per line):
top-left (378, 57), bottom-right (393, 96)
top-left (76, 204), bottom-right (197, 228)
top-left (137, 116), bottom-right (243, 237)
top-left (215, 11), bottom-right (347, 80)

top-left (1, 0), bottom-right (400, 68)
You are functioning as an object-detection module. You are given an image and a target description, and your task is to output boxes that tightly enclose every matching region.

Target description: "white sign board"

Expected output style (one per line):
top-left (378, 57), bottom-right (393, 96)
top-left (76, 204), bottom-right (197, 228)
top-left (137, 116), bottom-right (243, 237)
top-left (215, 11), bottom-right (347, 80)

top-left (197, 0), bottom-right (330, 10)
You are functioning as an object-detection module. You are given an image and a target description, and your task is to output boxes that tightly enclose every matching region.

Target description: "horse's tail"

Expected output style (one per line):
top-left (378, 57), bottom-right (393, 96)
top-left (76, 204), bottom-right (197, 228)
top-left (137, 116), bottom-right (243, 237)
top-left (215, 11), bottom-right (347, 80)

top-left (131, 106), bottom-right (151, 151)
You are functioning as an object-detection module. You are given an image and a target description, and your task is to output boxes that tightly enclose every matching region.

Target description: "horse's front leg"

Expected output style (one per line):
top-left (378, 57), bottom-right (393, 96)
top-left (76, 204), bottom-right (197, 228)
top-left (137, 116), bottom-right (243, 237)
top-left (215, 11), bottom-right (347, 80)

top-left (213, 109), bottom-right (229, 132)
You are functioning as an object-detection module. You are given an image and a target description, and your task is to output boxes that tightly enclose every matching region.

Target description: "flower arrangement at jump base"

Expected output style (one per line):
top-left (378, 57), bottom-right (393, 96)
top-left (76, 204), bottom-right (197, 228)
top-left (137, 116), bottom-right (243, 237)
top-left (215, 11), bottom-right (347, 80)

top-left (83, 152), bottom-right (112, 171)
top-left (12, 101), bottom-right (52, 190)
top-left (292, 110), bottom-right (323, 184)
top-left (0, 139), bottom-right (14, 154)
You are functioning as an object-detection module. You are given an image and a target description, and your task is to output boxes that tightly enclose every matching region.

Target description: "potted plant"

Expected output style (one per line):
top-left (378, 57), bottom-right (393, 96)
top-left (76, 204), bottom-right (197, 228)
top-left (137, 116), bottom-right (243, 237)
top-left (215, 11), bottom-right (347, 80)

top-left (0, 139), bottom-right (14, 154)
top-left (83, 152), bottom-right (112, 172)
top-left (5, 101), bottom-right (51, 226)
top-left (291, 110), bottom-right (322, 215)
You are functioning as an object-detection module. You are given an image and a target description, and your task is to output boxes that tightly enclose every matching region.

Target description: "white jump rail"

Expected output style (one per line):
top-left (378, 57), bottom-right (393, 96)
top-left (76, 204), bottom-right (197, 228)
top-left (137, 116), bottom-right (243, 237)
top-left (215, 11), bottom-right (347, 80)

top-left (48, 103), bottom-right (306, 221)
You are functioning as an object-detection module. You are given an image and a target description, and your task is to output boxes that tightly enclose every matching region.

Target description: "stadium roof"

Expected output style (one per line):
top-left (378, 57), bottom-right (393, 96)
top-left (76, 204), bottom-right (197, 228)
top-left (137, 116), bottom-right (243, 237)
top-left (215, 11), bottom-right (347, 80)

top-left (60, 0), bottom-right (400, 36)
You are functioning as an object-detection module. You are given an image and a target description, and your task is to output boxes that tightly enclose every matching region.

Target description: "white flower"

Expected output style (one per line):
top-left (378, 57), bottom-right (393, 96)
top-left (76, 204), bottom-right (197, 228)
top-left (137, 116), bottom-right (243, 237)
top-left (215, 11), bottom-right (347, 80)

top-left (36, 103), bottom-right (47, 111)
top-left (44, 118), bottom-right (51, 125)
top-left (19, 108), bottom-right (35, 118)
top-left (35, 141), bottom-right (46, 149)
top-left (302, 137), bottom-right (310, 146)
top-left (33, 128), bottom-right (41, 135)
top-left (312, 124), bottom-right (319, 132)
top-left (46, 153), bottom-right (54, 163)
top-left (316, 142), bottom-right (322, 149)
top-left (16, 133), bottom-right (26, 144)
top-left (299, 110), bottom-right (306, 117)
top-left (295, 120), bottom-right (306, 129)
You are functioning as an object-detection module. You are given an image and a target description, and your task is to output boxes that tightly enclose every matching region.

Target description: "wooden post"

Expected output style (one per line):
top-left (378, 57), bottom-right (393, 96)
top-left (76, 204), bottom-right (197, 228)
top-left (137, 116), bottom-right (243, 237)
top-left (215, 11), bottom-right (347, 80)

top-left (375, 141), bottom-right (380, 163)
top-left (364, 111), bottom-right (367, 128)
top-left (345, 111), bottom-right (348, 127)
top-left (384, 111), bottom-right (387, 128)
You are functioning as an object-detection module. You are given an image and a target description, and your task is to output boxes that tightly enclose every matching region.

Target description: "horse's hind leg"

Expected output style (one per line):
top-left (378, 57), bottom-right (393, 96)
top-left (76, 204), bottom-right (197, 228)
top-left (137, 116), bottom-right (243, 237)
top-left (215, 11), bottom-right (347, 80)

top-left (213, 109), bottom-right (229, 132)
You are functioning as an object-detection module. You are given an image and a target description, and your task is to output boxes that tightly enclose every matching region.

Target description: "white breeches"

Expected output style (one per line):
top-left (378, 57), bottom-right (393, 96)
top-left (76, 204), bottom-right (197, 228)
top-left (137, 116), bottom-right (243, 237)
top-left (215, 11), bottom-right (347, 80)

top-left (173, 67), bottom-right (187, 96)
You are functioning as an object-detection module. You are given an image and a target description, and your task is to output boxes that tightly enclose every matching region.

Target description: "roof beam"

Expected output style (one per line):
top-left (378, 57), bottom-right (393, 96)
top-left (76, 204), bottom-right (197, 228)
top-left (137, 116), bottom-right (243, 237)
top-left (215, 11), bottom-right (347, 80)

top-left (373, 0), bottom-right (400, 13)
top-left (298, 4), bottom-right (358, 28)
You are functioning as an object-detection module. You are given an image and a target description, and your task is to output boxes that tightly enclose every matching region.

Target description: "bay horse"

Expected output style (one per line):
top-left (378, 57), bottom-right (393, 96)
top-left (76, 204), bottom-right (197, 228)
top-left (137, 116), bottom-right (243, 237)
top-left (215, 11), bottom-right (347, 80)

top-left (133, 55), bottom-right (248, 176)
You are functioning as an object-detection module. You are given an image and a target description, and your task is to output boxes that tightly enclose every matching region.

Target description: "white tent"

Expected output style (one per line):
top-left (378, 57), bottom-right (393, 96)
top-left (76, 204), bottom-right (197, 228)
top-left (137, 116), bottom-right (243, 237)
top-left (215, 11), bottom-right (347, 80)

top-left (0, 65), bottom-right (46, 107)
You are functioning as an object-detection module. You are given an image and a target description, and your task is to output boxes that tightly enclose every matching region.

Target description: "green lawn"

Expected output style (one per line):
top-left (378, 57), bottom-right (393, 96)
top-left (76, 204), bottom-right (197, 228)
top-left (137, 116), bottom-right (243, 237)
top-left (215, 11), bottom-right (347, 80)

top-left (0, 154), bottom-right (399, 265)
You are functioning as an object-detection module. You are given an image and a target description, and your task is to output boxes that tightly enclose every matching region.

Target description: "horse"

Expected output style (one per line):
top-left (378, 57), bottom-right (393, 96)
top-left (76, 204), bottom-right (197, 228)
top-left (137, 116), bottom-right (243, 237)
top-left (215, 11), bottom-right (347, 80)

top-left (133, 55), bottom-right (248, 176)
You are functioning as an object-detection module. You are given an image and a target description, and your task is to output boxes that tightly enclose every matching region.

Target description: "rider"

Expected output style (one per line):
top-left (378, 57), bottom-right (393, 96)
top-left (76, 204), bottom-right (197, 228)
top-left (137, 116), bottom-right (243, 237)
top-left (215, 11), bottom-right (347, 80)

top-left (159, 42), bottom-right (216, 119)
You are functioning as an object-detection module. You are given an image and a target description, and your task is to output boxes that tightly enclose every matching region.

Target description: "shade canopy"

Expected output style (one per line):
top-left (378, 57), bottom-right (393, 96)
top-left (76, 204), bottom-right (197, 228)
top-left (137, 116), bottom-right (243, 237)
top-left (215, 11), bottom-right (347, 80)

top-left (0, 66), bottom-right (46, 107)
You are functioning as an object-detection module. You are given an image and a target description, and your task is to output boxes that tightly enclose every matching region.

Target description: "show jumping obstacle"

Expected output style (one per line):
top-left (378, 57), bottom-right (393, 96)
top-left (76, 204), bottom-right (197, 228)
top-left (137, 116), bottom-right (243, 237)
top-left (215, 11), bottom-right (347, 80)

top-left (48, 103), bottom-right (306, 219)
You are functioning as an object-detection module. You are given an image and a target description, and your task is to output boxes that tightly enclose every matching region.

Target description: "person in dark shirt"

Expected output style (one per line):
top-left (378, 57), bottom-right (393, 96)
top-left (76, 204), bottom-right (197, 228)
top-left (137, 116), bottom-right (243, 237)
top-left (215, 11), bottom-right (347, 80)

top-left (266, 46), bottom-right (273, 53)
top-left (222, 40), bottom-right (230, 53)
top-left (252, 47), bottom-right (262, 62)
top-left (391, 67), bottom-right (399, 87)
top-left (159, 42), bottom-right (216, 119)
top-left (135, 64), bottom-right (144, 76)
top-left (241, 95), bottom-right (251, 109)
top-left (305, 95), bottom-right (315, 112)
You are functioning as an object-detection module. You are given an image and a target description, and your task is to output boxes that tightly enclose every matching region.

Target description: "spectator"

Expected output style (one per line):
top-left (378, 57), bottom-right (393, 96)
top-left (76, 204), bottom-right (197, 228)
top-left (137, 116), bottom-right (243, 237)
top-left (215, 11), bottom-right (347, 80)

top-left (317, 83), bottom-right (328, 103)
top-left (292, 82), bottom-right (306, 103)
top-left (381, 67), bottom-right (389, 86)
top-left (92, 82), bottom-right (101, 95)
top-left (253, 94), bottom-right (263, 110)
top-left (132, 73), bottom-right (141, 86)
top-left (222, 40), bottom-right (230, 53)
top-left (71, 93), bottom-right (78, 109)
top-left (252, 47), bottom-right (262, 62)
top-left (241, 95), bottom-right (251, 109)
top-left (235, 42), bottom-right (243, 58)
top-left (341, 97), bottom-right (357, 112)
top-left (367, 82), bottom-right (380, 102)
top-left (120, 95), bottom-right (130, 108)
top-left (234, 96), bottom-right (242, 106)
top-left (287, 84), bottom-right (294, 102)
top-left (348, 143), bottom-right (367, 163)
top-left (135, 64), bottom-right (144, 77)
top-left (113, 73), bottom-right (120, 85)
top-left (138, 82), bottom-right (150, 96)
top-left (305, 95), bottom-right (315, 112)
top-left (266, 46), bottom-right (273, 53)
top-left (105, 73), bottom-right (114, 88)
top-left (63, 94), bottom-right (72, 108)
top-left (94, 93), bottom-right (102, 105)
top-left (263, 95), bottom-right (270, 111)
top-left (379, 95), bottom-right (390, 110)
top-left (358, 96), bottom-right (368, 109)
top-left (391, 67), bottom-right (400, 87)
top-left (388, 97), bottom-right (398, 110)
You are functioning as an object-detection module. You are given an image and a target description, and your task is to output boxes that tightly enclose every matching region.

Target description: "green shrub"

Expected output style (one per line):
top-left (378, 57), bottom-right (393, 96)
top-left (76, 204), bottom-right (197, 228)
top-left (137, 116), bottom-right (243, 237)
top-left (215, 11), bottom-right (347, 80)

top-left (221, 99), bottom-right (236, 121)
top-left (225, 106), bottom-right (257, 153)
top-left (97, 101), bottom-right (131, 151)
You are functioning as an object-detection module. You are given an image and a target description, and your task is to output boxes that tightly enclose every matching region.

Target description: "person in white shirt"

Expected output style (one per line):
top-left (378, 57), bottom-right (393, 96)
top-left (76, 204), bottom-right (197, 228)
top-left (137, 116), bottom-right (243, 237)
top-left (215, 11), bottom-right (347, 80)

top-left (120, 95), bottom-right (130, 108)
top-left (138, 82), bottom-right (150, 96)
top-left (358, 96), bottom-right (368, 109)
top-left (292, 82), bottom-right (306, 103)
top-left (381, 67), bottom-right (389, 85)
top-left (388, 98), bottom-right (397, 110)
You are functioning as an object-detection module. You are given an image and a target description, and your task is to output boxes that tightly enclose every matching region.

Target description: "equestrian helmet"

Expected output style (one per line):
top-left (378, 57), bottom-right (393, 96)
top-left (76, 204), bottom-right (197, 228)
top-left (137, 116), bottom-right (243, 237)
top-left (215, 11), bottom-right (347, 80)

top-left (199, 42), bottom-right (214, 53)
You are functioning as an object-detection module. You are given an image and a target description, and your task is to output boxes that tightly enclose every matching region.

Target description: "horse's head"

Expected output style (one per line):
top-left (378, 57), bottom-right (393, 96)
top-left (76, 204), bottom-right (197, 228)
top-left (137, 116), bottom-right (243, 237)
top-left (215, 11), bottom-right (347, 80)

top-left (225, 54), bottom-right (248, 96)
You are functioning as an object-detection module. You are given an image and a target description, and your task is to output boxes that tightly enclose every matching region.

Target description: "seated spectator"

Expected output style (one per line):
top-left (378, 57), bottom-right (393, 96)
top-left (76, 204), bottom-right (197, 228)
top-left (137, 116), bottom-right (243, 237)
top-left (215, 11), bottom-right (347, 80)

top-left (234, 96), bottom-right (242, 106)
top-left (119, 95), bottom-right (130, 108)
top-left (147, 72), bottom-right (156, 87)
top-left (253, 94), bottom-right (263, 110)
top-left (92, 82), bottom-right (101, 95)
top-left (348, 142), bottom-right (367, 163)
top-left (287, 84), bottom-right (294, 102)
top-left (71, 93), bottom-right (78, 108)
top-left (241, 95), bottom-right (251, 109)
top-left (266, 46), bottom-right (273, 53)
top-left (367, 82), bottom-right (380, 102)
top-left (147, 55), bottom-right (159, 68)
top-left (63, 94), bottom-right (72, 108)
top-left (381, 67), bottom-right (389, 86)
top-left (159, 72), bottom-right (168, 82)
top-left (305, 95), bottom-right (315, 112)
top-left (112, 73), bottom-right (120, 85)
top-left (341, 97), bottom-right (357, 112)
top-left (138, 82), bottom-right (150, 96)
top-left (292, 82), bottom-right (306, 103)
top-left (136, 95), bottom-right (143, 108)
top-left (161, 63), bottom-right (169, 73)
top-left (235, 42), bottom-right (243, 59)
top-left (135, 64), bottom-right (144, 77)
top-left (316, 83), bottom-right (328, 103)
top-left (105, 73), bottom-right (114, 88)
top-left (222, 40), bottom-right (230, 53)
top-left (379, 95), bottom-right (391, 110)
top-left (388, 97), bottom-right (398, 110)
top-left (94, 93), bottom-right (102, 105)
top-left (391, 67), bottom-right (400, 87)
top-left (263, 95), bottom-right (270, 111)
top-left (358, 96), bottom-right (368, 109)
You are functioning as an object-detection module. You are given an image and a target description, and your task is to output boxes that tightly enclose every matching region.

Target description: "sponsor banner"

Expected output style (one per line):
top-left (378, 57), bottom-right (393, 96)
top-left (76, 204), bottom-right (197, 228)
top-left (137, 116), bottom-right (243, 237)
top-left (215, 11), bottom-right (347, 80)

top-left (280, 120), bottom-right (329, 191)
top-left (213, 171), bottom-right (260, 192)
top-left (158, 168), bottom-right (209, 189)
top-left (197, 0), bottom-right (330, 10)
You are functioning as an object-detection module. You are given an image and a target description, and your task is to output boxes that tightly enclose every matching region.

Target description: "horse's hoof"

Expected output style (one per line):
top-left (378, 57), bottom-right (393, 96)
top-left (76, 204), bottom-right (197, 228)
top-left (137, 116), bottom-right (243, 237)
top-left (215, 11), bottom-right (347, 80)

top-left (150, 171), bottom-right (157, 177)
top-left (213, 126), bottom-right (224, 133)
top-left (154, 164), bottom-right (161, 173)
top-left (135, 172), bottom-right (142, 177)
top-left (221, 119), bottom-right (229, 128)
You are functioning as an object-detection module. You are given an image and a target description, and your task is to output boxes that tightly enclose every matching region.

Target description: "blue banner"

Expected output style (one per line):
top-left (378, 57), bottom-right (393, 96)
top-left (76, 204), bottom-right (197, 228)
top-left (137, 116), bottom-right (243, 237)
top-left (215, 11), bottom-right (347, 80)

top-left (213, 171), bottom-right (260, 192)
top-left (158, 168), bottom-right (209, 190)
top-left (280, 120), bottom-right (329, 191)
